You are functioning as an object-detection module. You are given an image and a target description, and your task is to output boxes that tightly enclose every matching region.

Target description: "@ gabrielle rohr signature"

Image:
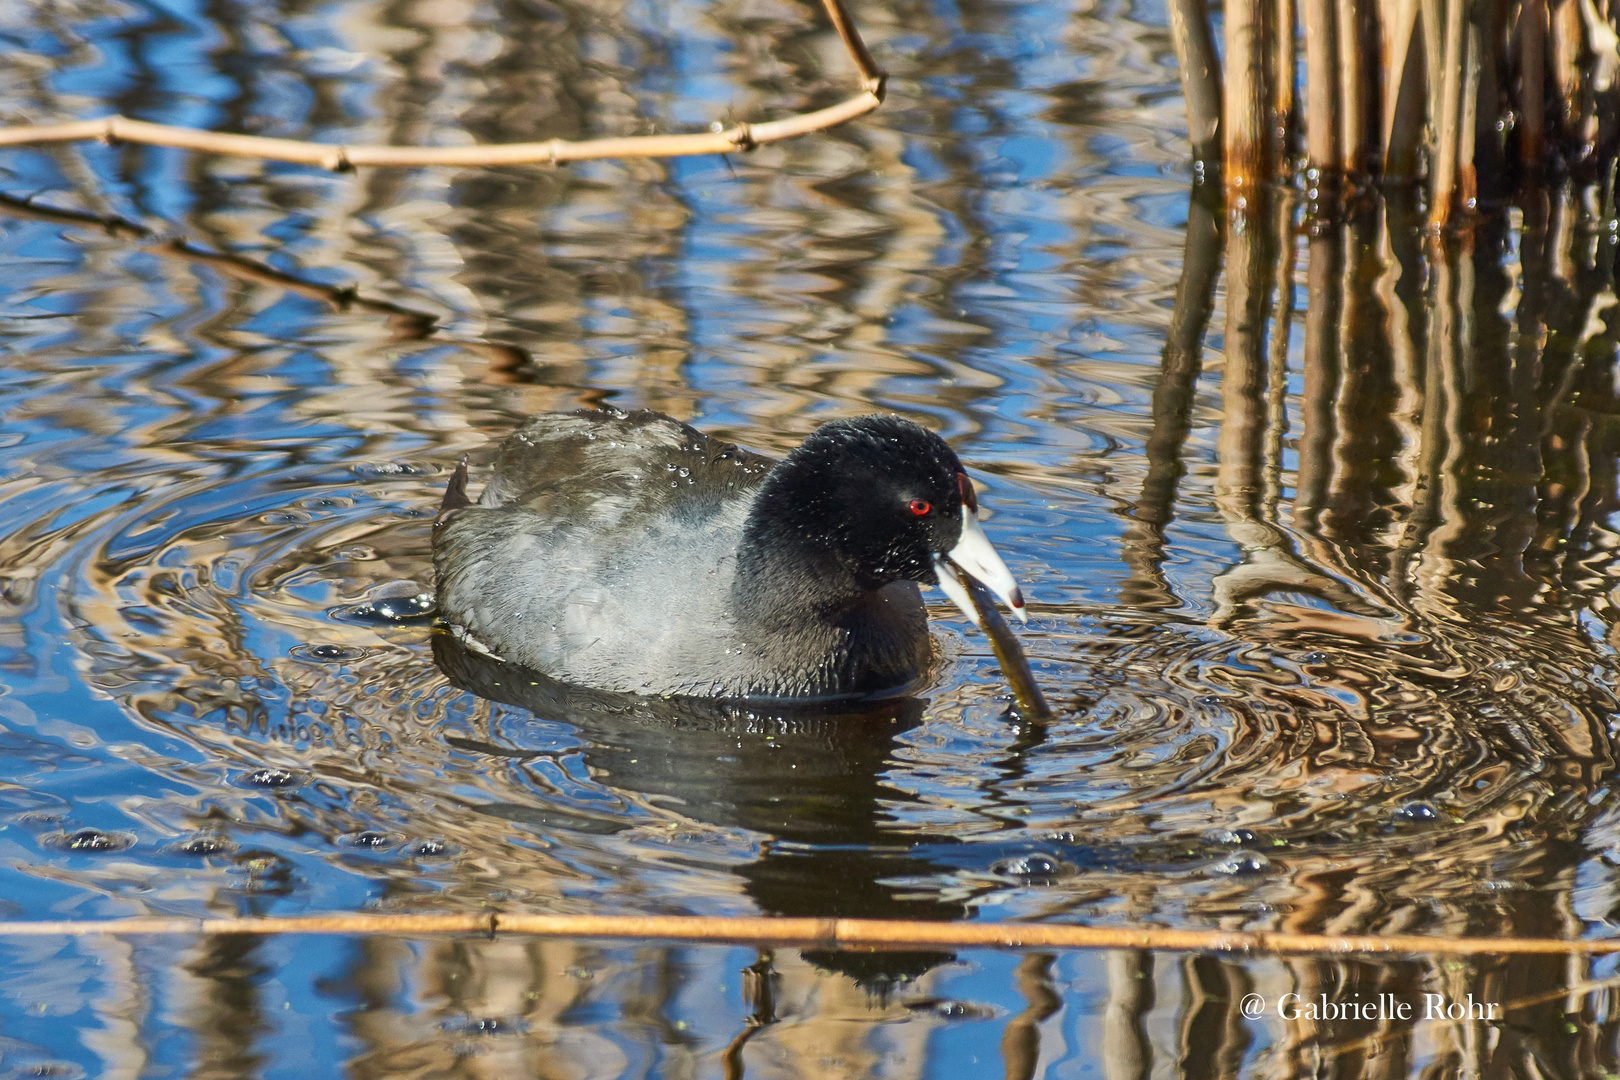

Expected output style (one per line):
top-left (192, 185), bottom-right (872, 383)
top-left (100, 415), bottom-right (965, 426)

top-left (1238, 993), bottom-right (1503, 1022)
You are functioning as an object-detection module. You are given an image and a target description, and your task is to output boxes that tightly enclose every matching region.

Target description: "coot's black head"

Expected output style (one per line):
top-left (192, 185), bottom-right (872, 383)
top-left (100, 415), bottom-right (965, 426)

top-left (741, 415), bottom-right (1024, 623)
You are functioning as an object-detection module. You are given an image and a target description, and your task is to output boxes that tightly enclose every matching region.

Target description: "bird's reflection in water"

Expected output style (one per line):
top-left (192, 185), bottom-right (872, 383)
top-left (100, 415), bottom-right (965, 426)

top-left (432, 632), bottom-right (964, 985)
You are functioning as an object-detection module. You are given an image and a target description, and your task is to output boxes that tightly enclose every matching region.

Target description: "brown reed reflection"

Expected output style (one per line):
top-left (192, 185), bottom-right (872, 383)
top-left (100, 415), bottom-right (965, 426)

top-left (182, 934), bottom-right (271, 1078)
top-left (1120, 189), bottom-right (1222, 613)
top-left (1101, 181), bottom-right (1620, 1073)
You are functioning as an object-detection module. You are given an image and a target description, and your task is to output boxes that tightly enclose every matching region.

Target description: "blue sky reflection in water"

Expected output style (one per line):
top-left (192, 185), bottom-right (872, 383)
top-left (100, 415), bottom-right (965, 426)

top-left (2, 0), bottom-right (1620, 1072)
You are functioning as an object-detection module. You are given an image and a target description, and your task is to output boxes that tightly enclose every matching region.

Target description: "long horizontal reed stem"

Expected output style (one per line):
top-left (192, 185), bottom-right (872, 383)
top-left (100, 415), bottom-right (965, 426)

top-left (1, 913), bottom-right (1619, 956)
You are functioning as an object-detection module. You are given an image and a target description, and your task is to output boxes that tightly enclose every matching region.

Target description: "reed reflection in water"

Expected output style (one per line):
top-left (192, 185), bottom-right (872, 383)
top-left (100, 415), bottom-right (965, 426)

top-left (1103, 181), bottom-right (1620, 1074)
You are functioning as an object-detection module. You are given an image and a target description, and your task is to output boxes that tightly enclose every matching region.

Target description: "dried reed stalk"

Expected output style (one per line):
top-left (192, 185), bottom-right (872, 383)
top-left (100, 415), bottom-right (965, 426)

top-left (1457, 11), bottom-right (1482, 205)
top-left (1524, 0), bottom-right (1549, 167)
top-left (1275, 0), bottom-right (1299, 161)
top-left (1335, 0), bottom-right (1368, 172)
top-left (1304, 0), bottom-right (1340, 179)
top-left (1, 913), bottom-right (1619, 956)
top-left (1430, 0), bottom-right (1468, 226)
top-left (1420, 0), bottom-right (1445, 146)
top-left (0, 0), bottom-right (883, 168)
top-left (1169, 0), bottom-right (1225, 169)
top-left (1189, 0), bottom-right (1620, 213)
top-left (1382, 0), bottom-right (1427, 178)
top-left (1226, 0), bottom-right (1275, 184)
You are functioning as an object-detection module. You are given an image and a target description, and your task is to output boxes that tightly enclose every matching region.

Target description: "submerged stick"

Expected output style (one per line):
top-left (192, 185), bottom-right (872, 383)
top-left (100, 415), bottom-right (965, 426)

top-left (0, 0), bottom-right (884, 168)
top-left (0, 191), bottom-right (534, 380)
top-left (945, 562), bottom-right (1052, 719)
top-left (1, 912), bottom-right (1619, 956)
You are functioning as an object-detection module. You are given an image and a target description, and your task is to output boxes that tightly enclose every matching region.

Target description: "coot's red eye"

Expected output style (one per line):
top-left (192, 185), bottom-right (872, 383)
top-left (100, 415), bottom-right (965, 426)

top-left (908, 499), bottom-right (931, 516)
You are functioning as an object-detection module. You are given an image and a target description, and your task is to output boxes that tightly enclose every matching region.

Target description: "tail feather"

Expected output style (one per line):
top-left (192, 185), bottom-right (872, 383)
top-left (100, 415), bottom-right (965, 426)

top-left (438, 456), bottom-right (472, 515)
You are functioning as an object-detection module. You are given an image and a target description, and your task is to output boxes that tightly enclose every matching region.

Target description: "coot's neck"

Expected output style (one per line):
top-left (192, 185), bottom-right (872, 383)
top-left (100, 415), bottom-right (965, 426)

top-left (728, 428), bottom-right (936, 698)
top-left (733, 460), bottom-right (867, 629)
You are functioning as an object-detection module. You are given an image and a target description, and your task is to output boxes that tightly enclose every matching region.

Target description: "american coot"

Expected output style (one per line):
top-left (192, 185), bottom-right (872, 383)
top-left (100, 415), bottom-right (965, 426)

top-left (433, 409), bottom-right (1026, 700)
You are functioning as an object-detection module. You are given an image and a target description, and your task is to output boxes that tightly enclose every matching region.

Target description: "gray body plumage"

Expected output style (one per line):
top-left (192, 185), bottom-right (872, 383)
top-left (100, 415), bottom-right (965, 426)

top-left (433, 411), bottom-right (932, 699)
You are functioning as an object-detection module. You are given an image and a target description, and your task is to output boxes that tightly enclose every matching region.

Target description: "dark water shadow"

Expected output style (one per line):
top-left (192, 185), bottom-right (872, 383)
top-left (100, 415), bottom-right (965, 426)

top-left (435, 631), bottom-right (1049, 985)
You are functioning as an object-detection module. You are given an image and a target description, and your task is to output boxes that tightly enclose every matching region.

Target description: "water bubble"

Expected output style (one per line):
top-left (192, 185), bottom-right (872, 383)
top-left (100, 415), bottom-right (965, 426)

top-left (176, 835), bottom-right (235, 856)
top-left (339, 830), bottom-right (396, 849)
top-left (16, 810), bottom-right (68, 828)
top-left (330, 545), bottom-right (378, 561)
top-left (1394, 801), bottom-right (1440, 824)
top-left (440, 1016), bottom-right (525, 1036)
top-left (405, 838), bottom-right (455, 857)
top-left (992, 854), bottom-right (1065, 881)
top-left (289, 643), bottom-right (369, 662)
top-left (903, 998), bottom-right (1001, 1020)
top-left (1379, 630), bottom-right (1428, 644)
top-left (232, 851), bottom-right (289, 873)
top-left (1208, 852), bottom-right (1271, 876)
top-left (1207, 828), bottom-right (1261, 846)
top-left (236, 768), bottom-right (306, 789)
top-left (351, 462), bottom-right (435, 477)
top-left (50, 828), bottom-right (135, 853)
top-left (329, 592), bottom-right (436, 625)
top-left (6, 1060), bottom-right (84, 1080)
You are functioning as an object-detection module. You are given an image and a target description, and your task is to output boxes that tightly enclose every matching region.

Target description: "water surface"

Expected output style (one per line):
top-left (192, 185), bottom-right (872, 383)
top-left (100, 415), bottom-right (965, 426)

top-left (2, 0), bottom-right (1620, 1072)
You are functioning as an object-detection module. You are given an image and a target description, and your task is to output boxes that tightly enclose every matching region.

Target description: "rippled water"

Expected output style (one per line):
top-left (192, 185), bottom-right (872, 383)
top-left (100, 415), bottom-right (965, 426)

top-left (4, 0), bottom-right (1620, 1072)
